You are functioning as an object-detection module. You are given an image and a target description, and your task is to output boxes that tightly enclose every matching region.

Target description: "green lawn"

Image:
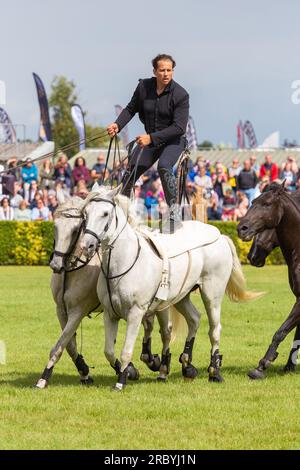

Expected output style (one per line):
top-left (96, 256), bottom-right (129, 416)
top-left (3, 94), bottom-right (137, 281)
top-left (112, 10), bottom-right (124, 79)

top-left (0, 265), bottom-right (299, 450)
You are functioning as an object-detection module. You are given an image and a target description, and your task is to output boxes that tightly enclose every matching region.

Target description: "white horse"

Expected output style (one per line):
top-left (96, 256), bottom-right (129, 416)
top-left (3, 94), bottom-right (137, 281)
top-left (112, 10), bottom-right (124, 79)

top-left (81, 188), bottom-right (260, 391)
top-left (35, 192), bottom-right (171, 389)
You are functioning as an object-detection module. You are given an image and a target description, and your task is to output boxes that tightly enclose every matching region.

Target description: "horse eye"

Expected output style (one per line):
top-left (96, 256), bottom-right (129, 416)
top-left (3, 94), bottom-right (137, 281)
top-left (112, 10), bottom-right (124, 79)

top-left (103, 211), bottom-right (109, 217)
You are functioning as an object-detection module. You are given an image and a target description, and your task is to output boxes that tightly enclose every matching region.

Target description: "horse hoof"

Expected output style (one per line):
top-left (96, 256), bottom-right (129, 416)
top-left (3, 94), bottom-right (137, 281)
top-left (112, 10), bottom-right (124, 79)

top-left (112, 382), bottom-right (125, 392)
top-left (248, 368), bottom-right (265, 380)
top-left (80, 376), bottom-right (94, 385)
top-left (127, 363), bottom-right (140, 381)
top-left (35, 378), bottom-right (48, 389)
top-left (156, 375), bottom-right (167, 382)
top-left (283, 363), bottom-right (296, 373)
top-left (182, 364), bottom-right (198, 379)
top-left (208, 375), bottom-right (224, 383)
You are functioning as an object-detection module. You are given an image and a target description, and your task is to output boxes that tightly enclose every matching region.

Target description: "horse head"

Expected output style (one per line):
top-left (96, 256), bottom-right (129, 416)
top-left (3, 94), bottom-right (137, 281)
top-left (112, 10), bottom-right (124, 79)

top-left (237, 182), bottom-right (286, 241)
top-left (50, 197), bottom-right (85, 273)
top-left (81, 187), bottom-right (120, 258)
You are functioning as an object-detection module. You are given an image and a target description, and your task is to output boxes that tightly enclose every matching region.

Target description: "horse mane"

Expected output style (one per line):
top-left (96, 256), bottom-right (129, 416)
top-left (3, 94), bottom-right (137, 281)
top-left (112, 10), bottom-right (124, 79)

top-left (54, 197), bottom-right (83, 219)
top-left (263, 182), bottom-right (287, 194)
top-left (114, 194), bottom-right (141, 227)
top-left (80, 187), bottom-right (142, 228)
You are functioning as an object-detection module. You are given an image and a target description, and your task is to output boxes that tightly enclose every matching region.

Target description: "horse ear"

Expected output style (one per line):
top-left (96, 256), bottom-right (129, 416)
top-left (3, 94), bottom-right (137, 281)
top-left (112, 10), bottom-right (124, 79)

top-left (56, 188), bottom-right (65, 205)
top-left (106, 186), bottom-right (121, 200)
top-left (91, 181), bottom-right (101, 192)
top-left (281, 179), bottom-right (286, 188)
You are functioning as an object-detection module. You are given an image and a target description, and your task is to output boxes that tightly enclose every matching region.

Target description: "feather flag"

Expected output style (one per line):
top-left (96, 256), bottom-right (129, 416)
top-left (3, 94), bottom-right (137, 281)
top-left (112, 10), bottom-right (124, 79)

top-left (0, 107), bottom-right (16, 143)
top-left (71, 104), bottom-right (86, 150)
top-left (32, 73), bottom-right (52, 141)
top-left (237, 120), bottom-right (245, 149)
top-left (243, 120), bottom-right (257, 148)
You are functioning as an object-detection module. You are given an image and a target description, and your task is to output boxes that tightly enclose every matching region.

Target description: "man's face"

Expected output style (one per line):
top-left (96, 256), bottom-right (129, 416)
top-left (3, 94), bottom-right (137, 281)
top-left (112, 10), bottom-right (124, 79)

top-left (154, 60), bottom-right (174, 88)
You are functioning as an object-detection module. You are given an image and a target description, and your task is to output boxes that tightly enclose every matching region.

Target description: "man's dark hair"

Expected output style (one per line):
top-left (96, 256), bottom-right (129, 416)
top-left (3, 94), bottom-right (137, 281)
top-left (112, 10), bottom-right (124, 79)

top-left (152, 54), bottom-right (176, 70)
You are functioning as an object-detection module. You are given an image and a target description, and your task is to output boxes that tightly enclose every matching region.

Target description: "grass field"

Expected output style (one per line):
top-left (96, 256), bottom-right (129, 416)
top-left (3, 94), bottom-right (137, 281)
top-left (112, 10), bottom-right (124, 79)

top-left (0, 265), bottom-right (299, 450)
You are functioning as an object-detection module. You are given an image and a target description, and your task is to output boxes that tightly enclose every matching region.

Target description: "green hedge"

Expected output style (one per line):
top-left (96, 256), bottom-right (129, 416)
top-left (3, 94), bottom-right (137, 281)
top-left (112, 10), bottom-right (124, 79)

top-left (0, 222), bottom-right (54, 265)
top-left (0, 221), bottom-right (285, 265)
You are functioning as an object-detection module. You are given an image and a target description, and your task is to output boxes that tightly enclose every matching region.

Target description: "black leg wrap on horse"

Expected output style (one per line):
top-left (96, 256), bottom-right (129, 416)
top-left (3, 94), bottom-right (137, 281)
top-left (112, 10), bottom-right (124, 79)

top-left (179, 338), bottom-right (195, 364)
top-left (111, 359), bottom-right (121, 375)
top-left (75, 354), bottom-right (89, 377)
top-left (127, 362), bottom-right (140, 380)
top-left (208, 349), bottom-right (224, 382)
top-left (117, 367), bottom-right (128, 386)
top-left (41, 366), bottom-right (53, 382)
top-left (284, 348), bottom-right (299, 372)
top-left (140, 338), bottom-right (161, 372)
top-left (161, 349), bottom-right (172, 375)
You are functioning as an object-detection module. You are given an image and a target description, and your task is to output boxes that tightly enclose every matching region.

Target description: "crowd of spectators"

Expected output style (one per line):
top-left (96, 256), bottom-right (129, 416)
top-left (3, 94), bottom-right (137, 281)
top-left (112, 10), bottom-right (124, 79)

top-left (0, 151), bottom-right (299, 223)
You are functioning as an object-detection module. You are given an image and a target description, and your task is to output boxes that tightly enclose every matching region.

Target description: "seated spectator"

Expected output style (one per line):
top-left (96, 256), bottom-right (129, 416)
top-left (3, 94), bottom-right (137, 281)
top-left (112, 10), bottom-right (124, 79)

top-left (222, 188), bottom-right (237, 221)
top-left (74, 179), bottom-right (89, 199)
top-left (72, 157), bottom-right (90, 186)
top-left (0, 197), bottom-right (14, 220)
top-left (145, 180), bottom-right (164, 220)
top-left (281, 156), bottom-right (298, 175)
top-left (54, 153), bottom-right (72, 192)
top-left (7, 156), bottom-right (21, 182)
top-left (10, 181), bottom-right (24, 209)
top-left (24, 180), bottom-right (42, 209)
top-left (259, 154), bottom-right (278, 182)
top-left (47, 194), bottom-right (59, 214)
top-left (207, 191), bottom-right (222, 220)
top-left (280, 162), bottom-right (296, 190)
top-left (228, 158), bottom-right (242, 192)
top-left (237, 159), bottom-right (258, 205)
top-left (32, 198), bottom-right (51, 221)
top-left (212, 163), bottom-right (228, 204)
top-left (194, 165), bottom-right (213, 197)
top-left (40, 159), bottom-right (55, 196)
top-left (21, 157), bottom-right (38, 185)
top-left (249, 155), bottom-right (260, 177)
top-left (233, 191), bottom-right (249, 221)
top-left (91, 154), bottom-right (106, 181)
top-left (14, 200), bottom-right (32, 221)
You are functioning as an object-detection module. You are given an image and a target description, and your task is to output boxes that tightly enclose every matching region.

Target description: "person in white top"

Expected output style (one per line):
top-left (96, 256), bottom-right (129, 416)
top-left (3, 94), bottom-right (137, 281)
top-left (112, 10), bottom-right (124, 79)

top-left (0, 197), bottom-right (14, 220)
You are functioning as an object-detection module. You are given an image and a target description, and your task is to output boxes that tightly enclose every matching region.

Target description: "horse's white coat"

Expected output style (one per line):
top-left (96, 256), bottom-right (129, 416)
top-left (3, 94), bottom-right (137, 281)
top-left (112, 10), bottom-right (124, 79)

top-left (81, 190), bottom-right (253, 385)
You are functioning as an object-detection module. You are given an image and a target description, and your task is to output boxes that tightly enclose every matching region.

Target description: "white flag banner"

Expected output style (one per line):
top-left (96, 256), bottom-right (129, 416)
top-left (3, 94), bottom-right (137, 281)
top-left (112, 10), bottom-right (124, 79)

top-left (259, 131), bottom-right (280, 149)
top-left (0, 107), bottom-right (16, 143)
top-left (71, 104), bottom-right (86, 151)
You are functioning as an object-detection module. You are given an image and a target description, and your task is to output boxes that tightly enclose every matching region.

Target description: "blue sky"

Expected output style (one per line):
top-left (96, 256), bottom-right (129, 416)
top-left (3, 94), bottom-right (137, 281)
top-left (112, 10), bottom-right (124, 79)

top-left (2, 0), bottom-right (300, 146)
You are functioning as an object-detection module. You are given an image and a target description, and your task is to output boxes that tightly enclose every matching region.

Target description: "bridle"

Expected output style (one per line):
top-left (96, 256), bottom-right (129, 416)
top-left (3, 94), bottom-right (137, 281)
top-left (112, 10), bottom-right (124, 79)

top-left (83, 197), bottom-right (117, 245)
top-left (51, 208), bottom-right (91, 272)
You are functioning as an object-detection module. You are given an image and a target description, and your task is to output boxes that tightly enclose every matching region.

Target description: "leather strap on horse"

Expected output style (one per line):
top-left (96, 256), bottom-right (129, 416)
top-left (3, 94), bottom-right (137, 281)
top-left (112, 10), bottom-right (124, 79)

top-left (101, 232), bottom-right (141, 316)
top-left (177, 147), bottom-right (192, 206)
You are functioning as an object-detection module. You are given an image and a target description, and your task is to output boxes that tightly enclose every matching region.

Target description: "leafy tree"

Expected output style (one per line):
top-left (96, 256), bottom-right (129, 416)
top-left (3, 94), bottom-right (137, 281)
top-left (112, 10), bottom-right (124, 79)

top-left (49, 76), bottom-right (78, 157)
top-left (198, 140), bottom-right (214, 149)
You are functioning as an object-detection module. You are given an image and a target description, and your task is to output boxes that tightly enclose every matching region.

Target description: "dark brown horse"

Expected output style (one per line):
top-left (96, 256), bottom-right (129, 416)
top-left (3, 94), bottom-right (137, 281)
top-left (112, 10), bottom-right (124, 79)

top-left (238, 183), bottom-right (300, 379)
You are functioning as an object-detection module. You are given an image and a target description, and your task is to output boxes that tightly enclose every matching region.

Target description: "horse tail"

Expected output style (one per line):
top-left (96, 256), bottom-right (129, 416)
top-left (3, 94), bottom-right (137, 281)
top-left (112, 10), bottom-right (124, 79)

top-left (169, 305), bottom-right (187, 342)
top-left (224, 235), bottom-right (264, 302)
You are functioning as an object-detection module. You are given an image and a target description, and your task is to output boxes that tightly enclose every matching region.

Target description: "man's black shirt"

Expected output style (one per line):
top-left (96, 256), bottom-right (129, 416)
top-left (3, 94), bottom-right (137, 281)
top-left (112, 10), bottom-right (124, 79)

top-left (115, 77), bottom-right (189, 147)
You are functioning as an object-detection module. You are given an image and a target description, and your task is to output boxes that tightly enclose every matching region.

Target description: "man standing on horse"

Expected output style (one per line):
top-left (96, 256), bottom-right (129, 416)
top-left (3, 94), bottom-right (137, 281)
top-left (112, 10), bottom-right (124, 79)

top-left (107, 53), bottom-right (189, 233)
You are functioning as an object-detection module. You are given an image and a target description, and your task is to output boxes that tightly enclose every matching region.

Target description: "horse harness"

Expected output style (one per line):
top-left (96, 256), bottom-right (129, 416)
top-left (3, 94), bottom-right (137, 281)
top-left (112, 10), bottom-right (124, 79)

top-left (83, 197), bottom-right (142, 317)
